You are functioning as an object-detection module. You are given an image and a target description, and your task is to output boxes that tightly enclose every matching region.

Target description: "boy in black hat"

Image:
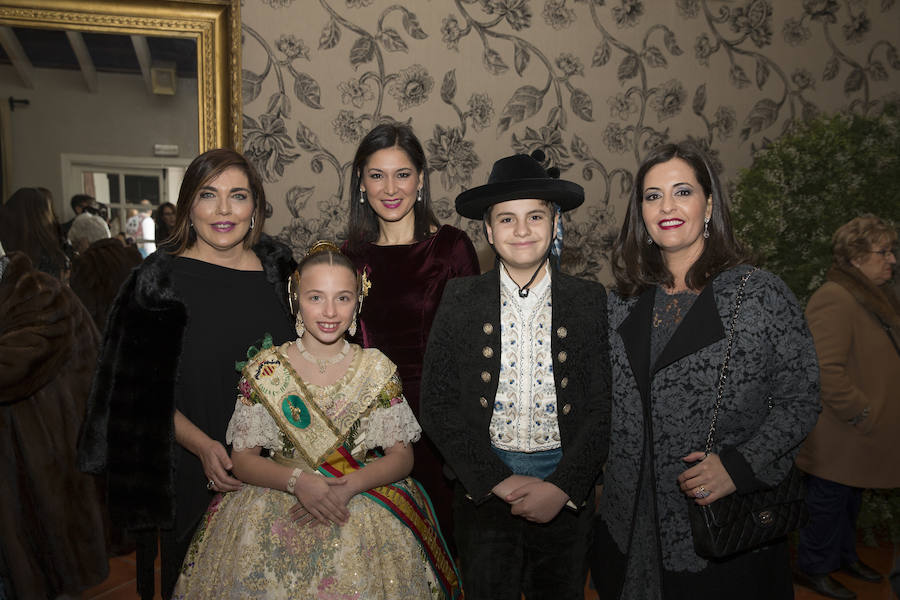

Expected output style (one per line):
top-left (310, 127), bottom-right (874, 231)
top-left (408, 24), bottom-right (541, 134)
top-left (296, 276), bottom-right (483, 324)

top-left (420, 151), bottom-right (611, 599)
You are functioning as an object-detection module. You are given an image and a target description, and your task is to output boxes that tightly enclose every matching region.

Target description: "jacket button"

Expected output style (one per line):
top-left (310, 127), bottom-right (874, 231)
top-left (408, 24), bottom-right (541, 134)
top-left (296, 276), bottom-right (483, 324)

top-left (481, 371), bottom-right (491, 383)
top-left (556, 326), bottom-right (568, 338)
top-left (479, 397), bottom-right (489, 408)
top-left (482, 346), bottom-right (494, 358)
top-left (483, 323), bottom-right (493, 335)
top-left (560, 377), bottom-right (569, 389)
top-left (557, 351), bottom-right (567, 363)
top-left (562, 403), bottom-right (572, 415)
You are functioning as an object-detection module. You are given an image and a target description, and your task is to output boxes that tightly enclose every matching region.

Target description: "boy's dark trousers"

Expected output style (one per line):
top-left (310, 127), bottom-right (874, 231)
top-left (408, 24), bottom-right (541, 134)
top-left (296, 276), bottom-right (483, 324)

top-left (453, 483), bottom-right (592, 600)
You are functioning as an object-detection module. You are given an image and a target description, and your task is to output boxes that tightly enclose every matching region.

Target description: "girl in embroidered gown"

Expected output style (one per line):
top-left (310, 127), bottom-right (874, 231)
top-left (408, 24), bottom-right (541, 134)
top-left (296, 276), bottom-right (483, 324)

top-left (172, 242), bottom-right (460, 600)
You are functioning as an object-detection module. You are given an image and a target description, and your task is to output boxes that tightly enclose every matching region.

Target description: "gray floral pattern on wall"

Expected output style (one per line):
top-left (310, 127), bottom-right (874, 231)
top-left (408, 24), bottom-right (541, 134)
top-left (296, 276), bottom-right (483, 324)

top-left (242, 0), bottom-right (900, 282)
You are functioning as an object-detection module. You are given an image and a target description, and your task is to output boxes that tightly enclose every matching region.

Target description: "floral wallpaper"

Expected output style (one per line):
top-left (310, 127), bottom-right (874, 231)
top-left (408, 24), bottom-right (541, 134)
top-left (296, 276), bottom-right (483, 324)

top-left (241, 0), bottom-right (900, 283)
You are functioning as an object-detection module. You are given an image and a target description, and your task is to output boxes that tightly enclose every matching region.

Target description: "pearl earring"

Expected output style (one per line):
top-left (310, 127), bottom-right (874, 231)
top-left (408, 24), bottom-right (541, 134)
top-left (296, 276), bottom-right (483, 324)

top-left (359, 189), bottom-right (366, 204)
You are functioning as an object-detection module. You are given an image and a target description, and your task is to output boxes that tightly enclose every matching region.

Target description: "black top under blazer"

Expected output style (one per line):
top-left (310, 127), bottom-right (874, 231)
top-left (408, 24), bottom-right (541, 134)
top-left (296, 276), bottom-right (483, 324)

top-left (420, 266), bottom-right (611, 506)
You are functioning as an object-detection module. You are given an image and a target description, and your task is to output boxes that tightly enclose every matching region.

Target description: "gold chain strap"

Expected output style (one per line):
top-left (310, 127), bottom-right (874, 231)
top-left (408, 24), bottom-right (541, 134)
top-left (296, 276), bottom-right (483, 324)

top-left (703, 267), bottom-right (758, 456)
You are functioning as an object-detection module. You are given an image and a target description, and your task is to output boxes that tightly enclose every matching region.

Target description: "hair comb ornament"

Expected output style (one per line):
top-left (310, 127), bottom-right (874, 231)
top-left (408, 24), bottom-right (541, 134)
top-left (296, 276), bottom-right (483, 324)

top-left (359, 266), bottom-right (372, 300)
top-left (306, 240), bottom-right (342, 256)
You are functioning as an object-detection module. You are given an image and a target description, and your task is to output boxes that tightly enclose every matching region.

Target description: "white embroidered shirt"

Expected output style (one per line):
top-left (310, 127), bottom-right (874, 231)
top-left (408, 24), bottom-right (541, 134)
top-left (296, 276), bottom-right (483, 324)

top-left (489, 265), bottom-right (561, 452)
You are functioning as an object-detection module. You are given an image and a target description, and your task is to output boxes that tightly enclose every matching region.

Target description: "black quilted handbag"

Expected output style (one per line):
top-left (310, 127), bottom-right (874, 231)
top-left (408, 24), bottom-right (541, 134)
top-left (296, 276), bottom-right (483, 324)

top-left (687, 268), bottom-right (808, 559)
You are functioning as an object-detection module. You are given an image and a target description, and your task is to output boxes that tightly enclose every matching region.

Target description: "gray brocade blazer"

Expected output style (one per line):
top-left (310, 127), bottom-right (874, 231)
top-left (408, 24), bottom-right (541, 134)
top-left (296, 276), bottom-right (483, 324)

top-left (596, 265), bottom-right (821, 583)
top-left (420, 266), bottom-right (611, 507)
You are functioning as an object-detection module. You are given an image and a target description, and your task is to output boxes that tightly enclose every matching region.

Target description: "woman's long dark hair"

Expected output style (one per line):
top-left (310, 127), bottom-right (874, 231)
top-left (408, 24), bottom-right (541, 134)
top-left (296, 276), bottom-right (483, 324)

top-left (345, 123), bottom-right (440, 254)
top-left (154, 201), bottom-right (177, 246)
top-left (0, 187), bottom-right (69, 278)
top-left (611, 142), bottom-right (750, 296)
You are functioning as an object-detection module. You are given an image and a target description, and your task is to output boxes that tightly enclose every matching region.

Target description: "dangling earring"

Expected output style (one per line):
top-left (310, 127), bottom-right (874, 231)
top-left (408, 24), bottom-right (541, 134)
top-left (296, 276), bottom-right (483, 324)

top-left (295, 313), bottom-right (305, 338)
top-left (250, 215), bottom-right (255, 230)
top-left (359, 189), bottom-right (366, 204)
top-left (647, 234), bottom-right (654, 245)
top-left (349, 317), bottom-right (357, 337)
top-left (416, 188), bottom-right (423, 203)
top-left (703, 216), bottom-right (710, 239)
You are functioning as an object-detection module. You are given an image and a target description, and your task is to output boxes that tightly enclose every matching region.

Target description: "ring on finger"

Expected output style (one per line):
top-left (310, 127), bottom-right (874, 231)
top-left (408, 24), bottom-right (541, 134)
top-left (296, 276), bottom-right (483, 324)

top-left (694, 486), bottom-right (711, 499)
top-left (206, 479), bottom-right (215, 490)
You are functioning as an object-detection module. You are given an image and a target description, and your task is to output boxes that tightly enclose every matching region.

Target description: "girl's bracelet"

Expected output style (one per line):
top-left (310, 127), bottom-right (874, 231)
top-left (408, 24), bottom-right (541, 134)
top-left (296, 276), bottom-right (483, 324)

top-left (286, 468), bottom-right (303, 493)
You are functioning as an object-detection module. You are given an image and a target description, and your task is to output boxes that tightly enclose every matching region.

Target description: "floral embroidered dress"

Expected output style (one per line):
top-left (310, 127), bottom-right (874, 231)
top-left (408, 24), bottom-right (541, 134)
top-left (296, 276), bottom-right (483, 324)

top-left (172, 342), bottom-right (460, 599)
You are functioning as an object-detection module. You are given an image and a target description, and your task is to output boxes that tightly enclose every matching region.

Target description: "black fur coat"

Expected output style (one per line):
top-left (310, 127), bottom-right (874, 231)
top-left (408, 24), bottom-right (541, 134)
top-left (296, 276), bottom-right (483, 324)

top-left (77, 235), bottom-right (295, 531)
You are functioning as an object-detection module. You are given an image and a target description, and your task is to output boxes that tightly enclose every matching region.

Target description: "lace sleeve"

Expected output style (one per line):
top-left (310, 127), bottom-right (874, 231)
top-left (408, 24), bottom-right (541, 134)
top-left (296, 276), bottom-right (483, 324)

top-left (225, 387), bottom-right (282, 451)
top-left (362, 395), bottom-right (422, 450)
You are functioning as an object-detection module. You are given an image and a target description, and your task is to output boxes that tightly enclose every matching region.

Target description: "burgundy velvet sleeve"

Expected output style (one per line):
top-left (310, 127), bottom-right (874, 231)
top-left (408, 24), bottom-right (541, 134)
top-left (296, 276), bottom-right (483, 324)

top-left (446, 227), bottom-right (480, 278)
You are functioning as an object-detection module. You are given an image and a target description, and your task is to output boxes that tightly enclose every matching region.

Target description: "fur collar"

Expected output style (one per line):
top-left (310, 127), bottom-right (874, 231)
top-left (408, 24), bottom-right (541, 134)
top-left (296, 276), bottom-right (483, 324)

top-left (827, 264), bottom-right (900, 328)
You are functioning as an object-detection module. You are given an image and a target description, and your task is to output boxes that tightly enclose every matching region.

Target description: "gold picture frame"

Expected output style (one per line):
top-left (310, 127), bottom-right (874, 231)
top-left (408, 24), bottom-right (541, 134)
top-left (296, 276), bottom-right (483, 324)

top-left (0, 0), bottom-right (242, 151)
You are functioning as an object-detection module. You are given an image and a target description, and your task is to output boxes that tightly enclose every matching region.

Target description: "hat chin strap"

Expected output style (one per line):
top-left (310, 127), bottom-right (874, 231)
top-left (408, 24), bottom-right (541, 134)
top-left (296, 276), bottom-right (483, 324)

top-left (499, 223), bottom-right (557, 298)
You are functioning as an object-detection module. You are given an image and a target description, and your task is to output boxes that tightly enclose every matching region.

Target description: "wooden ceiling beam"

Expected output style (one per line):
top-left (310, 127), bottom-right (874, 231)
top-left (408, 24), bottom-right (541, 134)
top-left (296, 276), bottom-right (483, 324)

top-left (130, 34), bottom-right (153, 94)
top-left (65, 30), bottom-right (98, 93)
top-left (0, 26), bottom-right (35, 89)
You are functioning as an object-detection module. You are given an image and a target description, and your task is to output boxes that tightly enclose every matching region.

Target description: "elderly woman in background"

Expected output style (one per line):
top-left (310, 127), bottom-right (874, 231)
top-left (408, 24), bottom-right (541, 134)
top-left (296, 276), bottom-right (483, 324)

top-left (794, 215), bottom-right (900, 600)
top-left (592, 142), bottom-right (820, 599)
top-left (78, 149), bottom-right (297, 600)
top-left (68, 211), bottom-right (111, 254)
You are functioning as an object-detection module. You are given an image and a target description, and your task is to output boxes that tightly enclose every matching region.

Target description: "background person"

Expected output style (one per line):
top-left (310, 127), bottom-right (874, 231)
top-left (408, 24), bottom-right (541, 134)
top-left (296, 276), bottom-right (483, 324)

top-left (77, 149), bottom-right (297, 600)
top-left (70, 233), bottom-right (143, 332)
top-left (342, 122), bottom-right (480, 537)
top-left (0, 187), bottom-right (70, 281)
top-left (155, 201), bottom-right (177, 246)
top-left (68, 211), bottom-right (111, 254)
top-left (592, 142), bottom-right (820, 599)
top-left (126, 199), bottom-right (157, 257)
top-left (794, 214), bottom-right (900, 600)
top-left (0, 243), bottom-right (108, 599)
top-left (61, 193), bottom-right (95, 237)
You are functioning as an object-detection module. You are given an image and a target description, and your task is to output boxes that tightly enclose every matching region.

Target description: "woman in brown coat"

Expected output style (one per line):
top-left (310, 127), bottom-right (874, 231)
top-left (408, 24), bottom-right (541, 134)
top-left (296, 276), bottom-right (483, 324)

top-left (0, 247), bottom-right (108, 598)
top-left (795, 214), bottom-right (900, 600)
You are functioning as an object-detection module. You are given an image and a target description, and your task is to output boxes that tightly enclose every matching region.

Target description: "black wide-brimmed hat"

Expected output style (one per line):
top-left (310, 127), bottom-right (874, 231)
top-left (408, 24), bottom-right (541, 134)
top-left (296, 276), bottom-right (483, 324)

top-left (455, 150), bottom-right (584, 220)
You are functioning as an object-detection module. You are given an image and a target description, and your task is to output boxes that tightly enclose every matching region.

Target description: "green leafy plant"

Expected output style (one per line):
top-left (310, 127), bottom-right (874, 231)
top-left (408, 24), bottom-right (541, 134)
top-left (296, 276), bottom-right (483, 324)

top-left (734, 106), bottom-right (900, 544)
top-left (857, 489), bottom-right (900, 547)
top-left (732, 104), bottom-right (900, 304)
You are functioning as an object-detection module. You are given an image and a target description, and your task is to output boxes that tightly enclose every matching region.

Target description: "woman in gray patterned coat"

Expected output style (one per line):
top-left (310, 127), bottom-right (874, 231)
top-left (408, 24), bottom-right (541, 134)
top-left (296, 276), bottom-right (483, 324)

top-left (590, 142), bottom-right (820, 599)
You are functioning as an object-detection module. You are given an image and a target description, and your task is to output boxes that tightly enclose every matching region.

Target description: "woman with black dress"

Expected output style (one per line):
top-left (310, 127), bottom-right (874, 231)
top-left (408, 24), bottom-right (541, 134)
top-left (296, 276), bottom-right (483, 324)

top-left (77, 149), bottom-right (296, 600)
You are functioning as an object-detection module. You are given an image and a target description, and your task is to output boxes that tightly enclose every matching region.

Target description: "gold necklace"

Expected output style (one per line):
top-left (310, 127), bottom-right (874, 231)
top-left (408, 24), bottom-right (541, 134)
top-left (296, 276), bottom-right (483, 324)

top-left (297, 339), bottom-right (350, 374)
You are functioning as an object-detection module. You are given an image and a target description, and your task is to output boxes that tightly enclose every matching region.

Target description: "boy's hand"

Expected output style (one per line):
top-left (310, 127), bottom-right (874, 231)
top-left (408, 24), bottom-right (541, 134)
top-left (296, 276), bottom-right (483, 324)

top-left (492, 474), bottom-right (541, 501)
top-left (506, 481), bottom-right (569, 523)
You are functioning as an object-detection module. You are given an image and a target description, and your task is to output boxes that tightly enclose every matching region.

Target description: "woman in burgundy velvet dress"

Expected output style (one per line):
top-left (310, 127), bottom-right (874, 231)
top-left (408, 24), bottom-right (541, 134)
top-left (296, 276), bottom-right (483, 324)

top-left (343, 123), bottom-right (480, 541)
